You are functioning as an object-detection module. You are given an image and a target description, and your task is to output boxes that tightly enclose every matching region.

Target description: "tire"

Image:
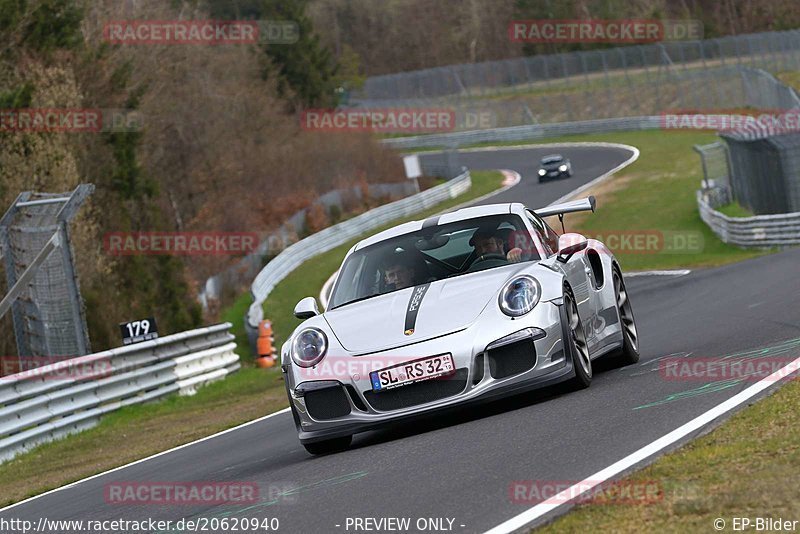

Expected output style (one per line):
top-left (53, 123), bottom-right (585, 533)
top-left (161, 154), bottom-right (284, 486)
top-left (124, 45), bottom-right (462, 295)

top-left (612, 268), bottom-right (640, 365)
top-left (302, 435), bottom-right (353, 455)
top-left (538, 175), bottom-right (545, 183)
top-left (563, 286), bottom-right (592, 389)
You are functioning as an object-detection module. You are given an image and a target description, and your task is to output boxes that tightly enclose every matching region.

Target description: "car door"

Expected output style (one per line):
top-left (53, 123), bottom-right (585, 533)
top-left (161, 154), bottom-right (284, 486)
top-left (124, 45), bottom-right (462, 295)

top-left (526, 211), bottom-right (600, 352)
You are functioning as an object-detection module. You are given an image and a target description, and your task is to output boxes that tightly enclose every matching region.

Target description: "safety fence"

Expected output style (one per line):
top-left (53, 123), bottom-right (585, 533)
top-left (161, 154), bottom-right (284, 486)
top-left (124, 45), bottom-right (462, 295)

top-left (721, 130), bottom-right (800, 215)
top-left (359, 65), bottom-right (800, 129)
top-left (364, 65), bottom-right (800, 132)
top-left (356, 30), bottom-right (800, 126)
top-left (0, 323), bottom-right (238, 463)
top-left (0, 185), bottom-right (94, 358)
top-left (245, 170), bottom-right (471, 350)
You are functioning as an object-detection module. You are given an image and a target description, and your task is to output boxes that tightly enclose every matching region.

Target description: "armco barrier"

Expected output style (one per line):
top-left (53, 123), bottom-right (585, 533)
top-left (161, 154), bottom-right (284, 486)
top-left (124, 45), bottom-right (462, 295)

top-left (381, 116), bottom-right (662, 150)
top-left (246, 170), bottom-right (471, 344)
top-left (0, 323), bottom-right (239, 463)
top-left (697, 191), bottom-right (800, 247)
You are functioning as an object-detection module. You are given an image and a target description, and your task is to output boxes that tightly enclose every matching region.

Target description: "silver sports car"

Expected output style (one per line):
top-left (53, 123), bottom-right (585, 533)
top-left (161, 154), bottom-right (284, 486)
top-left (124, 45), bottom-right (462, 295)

top-left (281, 197), bottom-right (640, 454)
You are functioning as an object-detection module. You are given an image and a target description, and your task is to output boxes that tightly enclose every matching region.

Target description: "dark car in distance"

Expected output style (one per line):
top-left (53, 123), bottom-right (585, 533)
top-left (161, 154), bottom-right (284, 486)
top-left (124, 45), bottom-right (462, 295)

top-left (537, 154), bottom-right (572, 183)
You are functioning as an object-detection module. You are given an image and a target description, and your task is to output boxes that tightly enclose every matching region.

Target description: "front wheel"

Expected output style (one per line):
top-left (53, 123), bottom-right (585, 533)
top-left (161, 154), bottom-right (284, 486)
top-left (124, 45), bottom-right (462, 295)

top-left (564, 286), bottom-right (592, 389)
top-left (302, 435), bottom-right (352, 455)
top-left (613, 269), bottom-right (640, 365)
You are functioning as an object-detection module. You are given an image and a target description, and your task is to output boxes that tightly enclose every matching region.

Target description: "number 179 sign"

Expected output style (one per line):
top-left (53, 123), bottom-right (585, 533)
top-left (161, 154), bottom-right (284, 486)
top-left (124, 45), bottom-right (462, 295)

top-left (120, 317), bottom-right (159, 345)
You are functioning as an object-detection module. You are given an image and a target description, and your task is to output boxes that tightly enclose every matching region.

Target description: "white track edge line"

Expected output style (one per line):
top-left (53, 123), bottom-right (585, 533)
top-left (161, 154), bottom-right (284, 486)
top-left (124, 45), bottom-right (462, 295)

top-left (625, 269), bottom-right (692, 277)
top-left (484, 356), bottom-right (800, 534)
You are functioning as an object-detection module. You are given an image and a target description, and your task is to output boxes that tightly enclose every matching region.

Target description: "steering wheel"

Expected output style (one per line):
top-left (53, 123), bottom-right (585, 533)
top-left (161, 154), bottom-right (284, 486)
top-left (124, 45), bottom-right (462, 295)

top-left (466, 252), bottom-right (508, 273)
top-left (474, 252), bottom-right (507, 263)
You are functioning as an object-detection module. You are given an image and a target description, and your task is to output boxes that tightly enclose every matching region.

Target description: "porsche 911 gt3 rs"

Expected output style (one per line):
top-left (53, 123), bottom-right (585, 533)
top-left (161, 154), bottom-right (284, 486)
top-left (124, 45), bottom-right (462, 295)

top-left (281, 196), bottom-right (640, 454)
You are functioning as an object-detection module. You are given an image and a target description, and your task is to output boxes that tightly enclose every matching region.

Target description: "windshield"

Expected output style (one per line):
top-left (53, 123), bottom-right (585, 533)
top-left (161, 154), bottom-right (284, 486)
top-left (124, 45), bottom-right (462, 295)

top-left (541, 155), bottom-right (564, 164)
top-left (328, 214), bottom-right (540, 309)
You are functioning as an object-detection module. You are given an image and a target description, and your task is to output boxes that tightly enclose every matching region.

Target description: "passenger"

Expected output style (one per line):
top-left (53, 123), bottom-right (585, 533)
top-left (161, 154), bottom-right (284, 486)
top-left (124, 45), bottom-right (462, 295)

top-left (470, 228), bottom-right (523, 264)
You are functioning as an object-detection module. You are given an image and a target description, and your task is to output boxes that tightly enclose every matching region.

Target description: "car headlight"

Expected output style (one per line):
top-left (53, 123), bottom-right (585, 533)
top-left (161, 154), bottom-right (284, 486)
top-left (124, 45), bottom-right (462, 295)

top-left (291, 327), bottom-right (328, 367)
top-left (538, 169), bottom-right (546, 176)
top-left (559, 164), bottom-right (568, 172)
top-left (499, 276), bottom-right (541, 317)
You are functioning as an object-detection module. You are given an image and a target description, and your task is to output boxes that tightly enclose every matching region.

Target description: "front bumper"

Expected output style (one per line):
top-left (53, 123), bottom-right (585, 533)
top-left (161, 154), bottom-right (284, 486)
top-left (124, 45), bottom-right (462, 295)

top-left (285, 300), bottom-right (574, 444)
top-left (540, 169), bottom-right (569, 179)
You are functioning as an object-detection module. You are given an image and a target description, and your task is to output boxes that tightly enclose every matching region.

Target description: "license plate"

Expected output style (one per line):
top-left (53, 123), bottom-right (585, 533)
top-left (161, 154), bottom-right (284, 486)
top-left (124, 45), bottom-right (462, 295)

top-left (370, 354), bottom-right (455, 392)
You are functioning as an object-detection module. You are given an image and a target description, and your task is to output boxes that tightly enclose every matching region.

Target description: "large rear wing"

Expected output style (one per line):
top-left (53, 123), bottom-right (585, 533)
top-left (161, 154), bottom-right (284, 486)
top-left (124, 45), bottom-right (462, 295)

top-left (534, 196), bottom-right (596, 219)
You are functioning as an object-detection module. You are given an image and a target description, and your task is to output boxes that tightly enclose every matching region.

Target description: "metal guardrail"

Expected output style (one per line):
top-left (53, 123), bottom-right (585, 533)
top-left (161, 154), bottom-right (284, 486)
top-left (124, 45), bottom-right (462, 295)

top-left (0, 323), bottom-right (239, 463)
top-left (697, 191), bottom-right (800, 247)
top-left (382, 116), bottom-right (662, 150)
top-left (246, 170), bottom-right (472, 339)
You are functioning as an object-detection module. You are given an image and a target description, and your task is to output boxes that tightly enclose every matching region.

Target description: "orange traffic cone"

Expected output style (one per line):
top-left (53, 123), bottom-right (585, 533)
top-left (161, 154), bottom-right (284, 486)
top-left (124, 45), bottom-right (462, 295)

top-left (256, 319), bottom-right (277, 367)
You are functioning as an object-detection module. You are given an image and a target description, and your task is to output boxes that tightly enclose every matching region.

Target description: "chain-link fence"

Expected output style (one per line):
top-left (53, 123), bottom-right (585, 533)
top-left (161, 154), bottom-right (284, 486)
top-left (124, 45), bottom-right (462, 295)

top-left (721, 131), bottom-right (800, 214)
top-left (352, 31), bottom-right (800, 128)
top-left (0, 185), bottom-right (93, 364)
top-left (694, 141), bottom-right (732, 206)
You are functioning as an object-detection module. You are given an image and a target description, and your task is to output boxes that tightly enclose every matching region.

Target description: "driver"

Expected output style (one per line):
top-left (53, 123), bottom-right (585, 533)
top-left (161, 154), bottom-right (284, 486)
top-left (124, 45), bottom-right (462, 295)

top-left (470, 228), bottom-right (523, 263)
top-left (381, 253), bottom-right (418, 291)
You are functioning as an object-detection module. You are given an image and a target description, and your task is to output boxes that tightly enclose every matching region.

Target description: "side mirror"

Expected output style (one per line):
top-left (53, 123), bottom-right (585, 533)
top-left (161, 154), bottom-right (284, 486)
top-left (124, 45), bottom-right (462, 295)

top-left (294, 296), bottom-right (320, 319)
top-left (556, 233), bottom-right (588, 263)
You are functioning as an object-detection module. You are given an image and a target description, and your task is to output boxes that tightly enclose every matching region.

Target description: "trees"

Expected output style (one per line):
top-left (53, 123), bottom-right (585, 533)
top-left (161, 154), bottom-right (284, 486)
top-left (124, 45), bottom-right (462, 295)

top-left (208, 0), bottom-right (338, 109)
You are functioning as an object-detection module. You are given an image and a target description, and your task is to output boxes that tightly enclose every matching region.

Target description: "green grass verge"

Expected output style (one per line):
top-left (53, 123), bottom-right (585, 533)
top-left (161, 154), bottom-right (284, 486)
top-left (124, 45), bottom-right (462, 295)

top-left (776, 71), bottom-right (800, 91)
top-left (0, 170), bottom-right (505, 507)
top-left (716, 202), bottom-right (754, 218)
top-left (538, 378), bottom-right (800, 533)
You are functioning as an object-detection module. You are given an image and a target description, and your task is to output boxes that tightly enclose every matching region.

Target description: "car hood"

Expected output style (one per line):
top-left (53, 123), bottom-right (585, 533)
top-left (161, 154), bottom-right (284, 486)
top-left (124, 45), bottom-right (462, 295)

top-left (542, 162), bottom-right (564, 169)
top-left (324, 265), bottom-right (523, 354)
